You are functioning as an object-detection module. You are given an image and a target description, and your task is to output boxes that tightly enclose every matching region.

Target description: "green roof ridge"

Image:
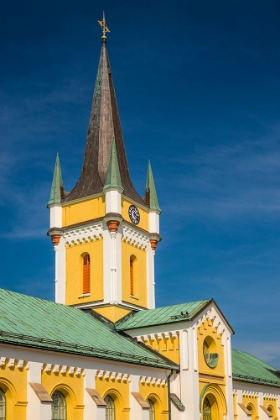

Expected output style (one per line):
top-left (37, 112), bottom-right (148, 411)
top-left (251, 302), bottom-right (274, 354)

top-left (103, 137), bottom-right (123, 190)
top-left (145, 161), bottom-right (161, 211)
top-left (48, 154), bottom-right (63, 206)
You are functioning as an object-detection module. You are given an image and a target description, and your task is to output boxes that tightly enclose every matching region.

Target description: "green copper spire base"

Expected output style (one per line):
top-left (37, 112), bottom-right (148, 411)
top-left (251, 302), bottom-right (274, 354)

top-left (104, 137), bottom-right (123, 191)
top-left (145, 161), bottom-right (161, 212)
top-left (48, 154), bottom-right (64, 207)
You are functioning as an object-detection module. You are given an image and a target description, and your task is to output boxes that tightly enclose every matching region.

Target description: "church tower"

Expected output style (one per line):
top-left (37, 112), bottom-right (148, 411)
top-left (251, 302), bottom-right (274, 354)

top-left (47, 16), bottom-right (161, 322)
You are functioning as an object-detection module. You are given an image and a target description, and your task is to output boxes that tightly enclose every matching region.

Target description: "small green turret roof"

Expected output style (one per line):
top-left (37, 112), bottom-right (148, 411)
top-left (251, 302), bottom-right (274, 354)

top-left (145, 161), bottom-right (161, 211)
top-left (104, 137), bottom-right (123, 190)
top-left (48, 154), bottom-right (63, 207)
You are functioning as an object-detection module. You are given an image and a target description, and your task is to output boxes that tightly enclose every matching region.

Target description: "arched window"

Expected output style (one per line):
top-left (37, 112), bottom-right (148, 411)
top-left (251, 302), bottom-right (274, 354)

top-left (203, 397), bottom-right (211, 420)
top-left (0, 389), bottom-right (6, 420)
top-left (83, 254), bottom-right (90, 294)
top-left (130, 255), bottom-right (136, 296)
top-left (105, 395), bottom-right (115, 420)
top-left (52, 391), bottom-right (66, 420)
top-left (148, 399), bottom-right (155, 420)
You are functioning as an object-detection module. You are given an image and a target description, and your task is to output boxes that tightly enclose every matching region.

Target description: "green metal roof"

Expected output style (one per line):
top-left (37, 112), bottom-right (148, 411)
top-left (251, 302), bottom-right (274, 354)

top-left (145, 161), bottom-right (161, 211)
top-left (232, 349), bottom-right (280, 388)
top-left (115, 300), bottom-right (211, 331)
top-left (103, 137), bottom-right (123, 190)
top-left (0, 288), bottom-right (178, 370)
top-left (48, 153), bottom-right (63, 206)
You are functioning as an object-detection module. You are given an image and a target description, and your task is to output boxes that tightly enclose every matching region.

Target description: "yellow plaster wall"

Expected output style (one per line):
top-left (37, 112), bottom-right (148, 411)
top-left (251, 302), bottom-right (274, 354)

top-left (65, 238), bottom-right (103, 305)
top-left (242, 395), bottom-right (259, 418)
top-left (42, 369), bottom-right (84, 420)
top-left (122, 199), bottom-right (149, 231)
top-left (139, 381), bottom-right (168, 420)
top-left (0, 360), bottom-right (27, 420)
top-left (96, 376), bottom-right (130, 420)
top-left (122, 242), bottom-right (147, 308)
top-left (145, 334), bottom-right (180, 365)
top-left (62, 195), bottom-right (105, 227)
top-left (197, 319), bottom-right (225, 379)
top-left (93, 305), bottom-right (132, 323)
top-left (264, 397), bottom-right (278, 417)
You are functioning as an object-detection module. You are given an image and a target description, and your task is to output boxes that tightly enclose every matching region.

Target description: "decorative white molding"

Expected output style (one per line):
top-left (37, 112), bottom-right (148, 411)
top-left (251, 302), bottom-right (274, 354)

top-left (8, 358), bottom-right (15, 368)
top-left (0, 357), bottom-right (6, 367)
top-left (122, 225), bottom-right (149, 250)
top-left (64, 223), bottom-right (103, 247)
top-left (17, 359), bottom-right (24, 369)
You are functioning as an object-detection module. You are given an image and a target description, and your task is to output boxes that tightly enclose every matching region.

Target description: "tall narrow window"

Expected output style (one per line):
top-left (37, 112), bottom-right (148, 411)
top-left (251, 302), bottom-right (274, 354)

top-left (105, 395), bottom-right (115, 420)
top-left (130, 256), bottom-right (136, 296)
top-left (51, 391), bottom-right (66, 420)
top-left (148, 399), bottom-right (155, 420)
top-left (0, 389), bottom-right (6, 420)
top-left (83, 254), bottom-right (90, 294)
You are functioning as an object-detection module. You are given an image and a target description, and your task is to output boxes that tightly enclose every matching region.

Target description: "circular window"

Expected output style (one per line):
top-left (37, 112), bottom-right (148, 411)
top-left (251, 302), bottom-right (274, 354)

top-left (203, 337), bottom-right (219, 368)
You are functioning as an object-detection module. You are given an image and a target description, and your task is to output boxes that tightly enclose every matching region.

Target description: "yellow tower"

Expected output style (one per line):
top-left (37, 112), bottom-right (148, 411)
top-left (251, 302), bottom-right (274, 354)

top-left (47, 16), bottom-right (161, 322)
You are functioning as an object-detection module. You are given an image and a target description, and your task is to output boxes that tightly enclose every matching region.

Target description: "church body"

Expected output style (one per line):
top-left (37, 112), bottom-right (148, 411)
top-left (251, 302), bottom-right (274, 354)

top-left (0, 31), bottom-right (279, 420)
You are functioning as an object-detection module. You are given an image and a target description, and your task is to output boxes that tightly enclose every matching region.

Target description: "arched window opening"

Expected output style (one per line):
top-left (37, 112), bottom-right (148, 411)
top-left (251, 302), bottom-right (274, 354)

top-left (83, 254), bottom-right (90, 294)
top-left (148, 398), bottom-right (155, 420)
top-left (51, 391), bottom-right (66, 420)
top-left (0, 389), bottom-right (6, 420)
top-left (203, 397), bottom-right (212, 420)
top-left (105, 395), bottom-right (115, 420)
top-left (130, 255), bottom-right (136, 296)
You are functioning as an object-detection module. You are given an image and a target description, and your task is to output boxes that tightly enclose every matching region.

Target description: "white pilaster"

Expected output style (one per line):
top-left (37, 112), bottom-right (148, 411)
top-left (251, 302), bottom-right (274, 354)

top-left (110, 231), bottom-right (117, 303)
top-left (103, 228), bottom-right (111, 303)
top-left (84, 369), bottom-right (106, 420)
top-left (49, 205), bottom-right (62, 229)
top-left (146, 245), bottom-right (155, 309)
top-left (105, 189), bottom-right (122, 214)
top-left (54, 236), bottom-right (66, 304)
top-left (27, 362), bottom-right (52, 420)
top-left (148, 210), bottom-right (160, 234)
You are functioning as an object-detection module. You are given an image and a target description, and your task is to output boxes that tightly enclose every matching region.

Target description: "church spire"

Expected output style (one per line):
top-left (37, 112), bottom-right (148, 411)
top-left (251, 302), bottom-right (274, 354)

top-left (144, 161), bottom-right (161, 211)
top-left (48, 154), bottom-right (64, 207)
top-left (64, 17), bottom-right (145, 205)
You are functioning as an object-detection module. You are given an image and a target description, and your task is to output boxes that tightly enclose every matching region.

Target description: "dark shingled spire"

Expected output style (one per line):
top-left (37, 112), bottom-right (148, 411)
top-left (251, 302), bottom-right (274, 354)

top-left (64, 40), bottom-right (145, 205)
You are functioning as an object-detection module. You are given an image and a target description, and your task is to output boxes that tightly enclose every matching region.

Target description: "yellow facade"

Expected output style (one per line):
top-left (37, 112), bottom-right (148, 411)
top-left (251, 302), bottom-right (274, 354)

top-left (139, 381), bottom-right (168, 419)
top-left (93, 305), bottom-right (131, 323)
top-left (122, 198), bottom-right (149, 231)
top-left (96, 376), bottom-right (130, 420)
top-left (197, 319), bottom-right (227, 419)
top-left (65, 238), bottom-right (103, 305)
top-left (264, 397), bottom-right (278, 418)
top-left (62, 195), bottom-right (105, 227)
top-left (121, 242), bottom-right (147, 308)
top-left (242, 395), bottom-right (259, 418)
top-left (0, 360), bottom-right (27, 420)
top-left (144, 334), bottom-right (180, 365)
top-left (42, 369), bottom-right (84, 420)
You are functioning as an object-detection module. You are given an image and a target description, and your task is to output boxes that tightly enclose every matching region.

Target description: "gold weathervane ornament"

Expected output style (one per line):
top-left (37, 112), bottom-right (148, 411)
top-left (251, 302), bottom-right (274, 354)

top-left (98, 12), bottom-right (110, 41)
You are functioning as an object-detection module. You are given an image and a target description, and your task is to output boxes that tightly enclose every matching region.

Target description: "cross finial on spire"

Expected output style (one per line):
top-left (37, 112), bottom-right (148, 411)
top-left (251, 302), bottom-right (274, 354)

top-left (98, 12), bottom-right (110, 42)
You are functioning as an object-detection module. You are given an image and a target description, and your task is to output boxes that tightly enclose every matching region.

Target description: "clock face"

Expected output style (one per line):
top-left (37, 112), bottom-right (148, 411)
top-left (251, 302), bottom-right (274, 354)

top-left (128, 205), bottom-right (140, 225)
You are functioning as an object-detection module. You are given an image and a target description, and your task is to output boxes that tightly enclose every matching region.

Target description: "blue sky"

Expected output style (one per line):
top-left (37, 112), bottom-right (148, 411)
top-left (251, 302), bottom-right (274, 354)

top-left (1, 1), bottom-right (280, 366)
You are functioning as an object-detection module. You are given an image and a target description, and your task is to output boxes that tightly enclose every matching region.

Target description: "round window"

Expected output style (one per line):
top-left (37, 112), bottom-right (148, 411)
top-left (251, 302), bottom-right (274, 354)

top-left (203, 336), bottom-right (219, 368)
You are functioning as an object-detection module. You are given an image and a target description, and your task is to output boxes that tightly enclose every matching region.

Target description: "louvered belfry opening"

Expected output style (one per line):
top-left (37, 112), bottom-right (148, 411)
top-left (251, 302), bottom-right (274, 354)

top-left (83, 254), bottom-right (91, 294)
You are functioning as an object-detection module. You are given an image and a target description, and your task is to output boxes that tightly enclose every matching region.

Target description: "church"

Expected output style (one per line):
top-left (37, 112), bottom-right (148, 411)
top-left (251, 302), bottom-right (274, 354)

top-left (0, 15), bottom-right (279, 420)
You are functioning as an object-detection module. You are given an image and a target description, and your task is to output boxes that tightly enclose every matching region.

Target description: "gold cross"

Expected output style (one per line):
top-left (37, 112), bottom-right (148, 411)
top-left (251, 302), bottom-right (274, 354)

top-left (98, 12), bottom-right (110, 40)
